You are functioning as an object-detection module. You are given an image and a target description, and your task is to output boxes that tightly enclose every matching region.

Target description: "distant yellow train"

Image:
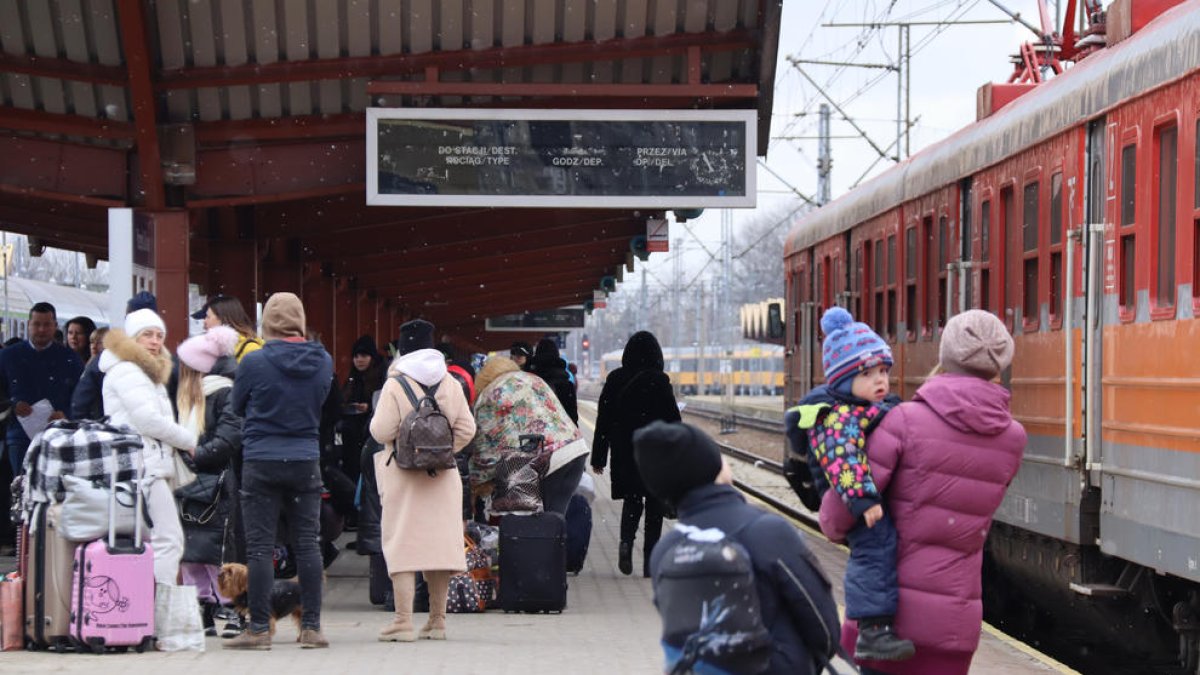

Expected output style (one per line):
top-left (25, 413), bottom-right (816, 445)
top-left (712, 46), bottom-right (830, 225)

top-left (599, 344), bottom-right (784, 396)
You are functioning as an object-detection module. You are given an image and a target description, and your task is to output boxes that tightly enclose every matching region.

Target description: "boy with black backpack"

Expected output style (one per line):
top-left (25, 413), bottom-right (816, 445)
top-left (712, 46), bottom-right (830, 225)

top-left (634, 422), bottom-right (841, 675)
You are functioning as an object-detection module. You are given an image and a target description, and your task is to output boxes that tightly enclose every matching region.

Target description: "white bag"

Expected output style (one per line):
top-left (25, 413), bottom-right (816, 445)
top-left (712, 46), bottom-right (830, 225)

top-left (59, 475), bottom-right (141, 542)
top-left (154, 583), bottom-right (205, 652)
top-left (575, 472), bottom-right (596, 505)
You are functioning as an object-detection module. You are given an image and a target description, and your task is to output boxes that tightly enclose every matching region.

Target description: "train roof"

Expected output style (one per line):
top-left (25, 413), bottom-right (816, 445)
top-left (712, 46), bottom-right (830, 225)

top-left (785, 1), bottom-right (1200, 256)
top-left (0, 277), bottom-right (112, 326)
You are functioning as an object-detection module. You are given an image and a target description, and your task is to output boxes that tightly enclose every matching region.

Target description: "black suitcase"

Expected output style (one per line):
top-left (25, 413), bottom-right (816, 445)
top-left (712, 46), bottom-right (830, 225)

top-left (498, 512), bottom-right (567, 613)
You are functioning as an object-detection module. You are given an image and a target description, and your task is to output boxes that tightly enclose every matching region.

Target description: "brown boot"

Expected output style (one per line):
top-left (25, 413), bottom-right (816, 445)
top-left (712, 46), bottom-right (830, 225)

top-left (299, 628), bottom-right (329, 649)
top-left (379, 572), bottom-right (416, 642)
top-left (222, 629), bottom-right (271, 650)
top-left (420, 571), bottom-right (450, 640)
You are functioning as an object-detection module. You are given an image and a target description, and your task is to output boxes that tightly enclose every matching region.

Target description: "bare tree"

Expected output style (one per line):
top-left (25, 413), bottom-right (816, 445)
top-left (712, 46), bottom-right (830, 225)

top-left (4, 231), bottom-right (109, 289)
top-left (731, 201), bottom-right (807, 305)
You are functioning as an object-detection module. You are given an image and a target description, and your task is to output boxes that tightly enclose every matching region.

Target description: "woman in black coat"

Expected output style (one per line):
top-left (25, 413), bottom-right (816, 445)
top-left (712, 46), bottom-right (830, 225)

top-left (528, 337), bottom-right (578, 424)
top-left (590, 331), bottom-right (680, 577)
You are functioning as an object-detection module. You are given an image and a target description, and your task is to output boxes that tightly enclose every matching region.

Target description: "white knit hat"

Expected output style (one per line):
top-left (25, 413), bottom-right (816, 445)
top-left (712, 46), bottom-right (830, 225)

top-left (124, 308), bottom-right (166, 338)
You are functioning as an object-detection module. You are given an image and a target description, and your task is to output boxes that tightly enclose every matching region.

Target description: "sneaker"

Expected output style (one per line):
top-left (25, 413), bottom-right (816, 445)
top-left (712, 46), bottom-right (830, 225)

top-left (322, 541), bottom-right (340, 569)
top-left (222, 629), bottom-right (271, 651)
top-left (221, 614), bottom-right (246, 639)
top-left (299, 628), bottom-right (329, 649)
top-left (855, 623), bottom-right (915, 661)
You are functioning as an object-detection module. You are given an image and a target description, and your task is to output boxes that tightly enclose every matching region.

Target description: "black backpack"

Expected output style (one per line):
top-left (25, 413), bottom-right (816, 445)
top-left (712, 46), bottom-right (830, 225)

top-left (386, 376), bottom-right (456, 474)
top-left (654, 520), bottom-right (773, 675)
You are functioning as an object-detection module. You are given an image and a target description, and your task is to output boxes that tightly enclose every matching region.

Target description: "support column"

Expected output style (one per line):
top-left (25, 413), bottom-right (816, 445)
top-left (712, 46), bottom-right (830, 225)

top-left (147, 210), bottom-right (189, 348)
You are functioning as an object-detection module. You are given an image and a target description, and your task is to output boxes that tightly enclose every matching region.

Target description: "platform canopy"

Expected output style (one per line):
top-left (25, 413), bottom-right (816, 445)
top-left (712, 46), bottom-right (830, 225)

top-left (0, 0), bottom-right (782, 353)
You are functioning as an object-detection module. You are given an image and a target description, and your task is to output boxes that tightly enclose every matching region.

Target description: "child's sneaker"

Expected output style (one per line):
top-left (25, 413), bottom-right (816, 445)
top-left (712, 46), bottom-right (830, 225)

top-left (855, 623), bottom-right (915, 661)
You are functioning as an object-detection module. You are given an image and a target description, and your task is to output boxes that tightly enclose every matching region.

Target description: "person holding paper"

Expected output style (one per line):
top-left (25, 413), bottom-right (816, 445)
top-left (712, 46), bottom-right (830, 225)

top-left (0, 302), bottom-right (83, 473)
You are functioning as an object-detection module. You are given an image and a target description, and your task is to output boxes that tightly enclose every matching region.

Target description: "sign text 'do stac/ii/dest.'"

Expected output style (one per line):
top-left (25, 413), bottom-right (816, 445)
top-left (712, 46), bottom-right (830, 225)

top-left (365, 108), bottom-right (756, 209)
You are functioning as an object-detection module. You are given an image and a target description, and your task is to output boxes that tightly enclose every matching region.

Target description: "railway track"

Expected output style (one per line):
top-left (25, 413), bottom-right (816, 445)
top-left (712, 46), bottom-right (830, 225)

top-left (682, 404), bottom-right (785, 435)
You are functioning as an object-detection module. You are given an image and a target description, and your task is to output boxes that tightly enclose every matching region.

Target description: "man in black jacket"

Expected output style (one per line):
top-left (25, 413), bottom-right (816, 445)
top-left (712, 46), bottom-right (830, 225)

top-left (635, 422), bottom-right (841, 675)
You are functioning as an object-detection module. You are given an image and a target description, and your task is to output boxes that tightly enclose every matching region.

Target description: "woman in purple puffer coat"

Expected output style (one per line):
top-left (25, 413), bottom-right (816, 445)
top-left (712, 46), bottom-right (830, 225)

top-left (819, 310), bottom-right (1026, 675)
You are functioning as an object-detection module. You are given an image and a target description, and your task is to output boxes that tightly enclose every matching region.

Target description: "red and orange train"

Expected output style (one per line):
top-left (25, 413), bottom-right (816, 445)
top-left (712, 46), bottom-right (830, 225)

top-left (784, 3), bottom-right (1200, 666)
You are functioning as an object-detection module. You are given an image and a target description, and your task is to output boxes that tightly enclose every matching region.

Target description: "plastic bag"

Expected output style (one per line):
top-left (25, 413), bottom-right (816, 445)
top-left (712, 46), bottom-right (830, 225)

top-left (154, 583), bottom-right (205, 652)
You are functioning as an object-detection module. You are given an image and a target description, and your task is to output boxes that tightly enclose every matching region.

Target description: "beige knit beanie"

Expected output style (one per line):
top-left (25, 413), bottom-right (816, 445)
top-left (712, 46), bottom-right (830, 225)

top-left (261, 292), bottom-right (306, 340)
top-left (938, 309), bottom-right (1013, 379)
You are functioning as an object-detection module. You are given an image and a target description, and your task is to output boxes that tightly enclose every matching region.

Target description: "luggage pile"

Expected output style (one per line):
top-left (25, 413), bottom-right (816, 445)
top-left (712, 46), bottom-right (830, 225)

top-left (11, 420), bottom-right (156, 653)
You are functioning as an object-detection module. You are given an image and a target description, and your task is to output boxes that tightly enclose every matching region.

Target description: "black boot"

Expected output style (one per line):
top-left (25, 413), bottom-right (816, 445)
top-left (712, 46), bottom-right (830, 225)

top-left (201, 602), bottom-right (217, 637)
top-left (855, 621), bottom-right (915, 661)
top-left (618, 541), bottom-right (634, 576)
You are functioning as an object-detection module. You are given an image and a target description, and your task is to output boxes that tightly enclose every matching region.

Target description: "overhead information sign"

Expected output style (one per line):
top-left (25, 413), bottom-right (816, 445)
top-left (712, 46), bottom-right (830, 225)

top-left (486, 308), bottom-right (586, 332)
top-left (366, 108), bottom-right (756, 208)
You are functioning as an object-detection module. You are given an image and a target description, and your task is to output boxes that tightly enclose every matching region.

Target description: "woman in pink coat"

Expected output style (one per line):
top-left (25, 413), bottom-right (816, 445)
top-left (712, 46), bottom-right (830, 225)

top-left (819, 310), bottom-right (1026, 675)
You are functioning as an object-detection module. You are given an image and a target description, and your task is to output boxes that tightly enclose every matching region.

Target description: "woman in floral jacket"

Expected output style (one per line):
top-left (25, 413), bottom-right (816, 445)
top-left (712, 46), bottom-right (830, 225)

top-left (469, 356), bottom-right (589, 516)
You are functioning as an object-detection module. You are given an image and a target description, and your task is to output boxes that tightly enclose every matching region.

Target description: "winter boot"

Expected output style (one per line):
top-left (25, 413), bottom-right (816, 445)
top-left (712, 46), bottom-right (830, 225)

top-left (420, 571), bottom-right (450, 640)
top-left (855, 621), bottom-right (915, 661)
top-left (379, 572), bottom-right (416, 642)
top-left (618, 541), bottom-right (634, 576)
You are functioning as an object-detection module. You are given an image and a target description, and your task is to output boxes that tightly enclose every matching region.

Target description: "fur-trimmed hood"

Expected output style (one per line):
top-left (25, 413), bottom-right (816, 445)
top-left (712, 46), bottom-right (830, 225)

top-left (99, 329), bottom-right (173, 384)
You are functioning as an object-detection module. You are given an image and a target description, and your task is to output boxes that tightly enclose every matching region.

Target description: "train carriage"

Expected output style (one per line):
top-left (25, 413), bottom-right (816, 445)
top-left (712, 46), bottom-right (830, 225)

top-left (784, 2), bottom-right (1200, 666)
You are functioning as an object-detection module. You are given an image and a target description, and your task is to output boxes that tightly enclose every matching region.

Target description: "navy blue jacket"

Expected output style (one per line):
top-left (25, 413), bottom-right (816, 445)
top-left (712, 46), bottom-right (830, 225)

top-left (232, 339), bottom-right (332, 462)
top-left (70, 357), bottom-right (105, 421)
top-left (0, 340), bottom-right (83, 447)
top-left (649, 484), bottom-right (840, 675)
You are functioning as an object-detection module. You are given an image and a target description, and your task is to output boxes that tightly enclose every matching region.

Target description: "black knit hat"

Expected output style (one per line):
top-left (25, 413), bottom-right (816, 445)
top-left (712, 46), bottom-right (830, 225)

top-left (633, 421), bottom-right (724, 506)
top-left (398, 319), bottom-right (435, 356)
top-left (351, 334), bottom-right (379, 358)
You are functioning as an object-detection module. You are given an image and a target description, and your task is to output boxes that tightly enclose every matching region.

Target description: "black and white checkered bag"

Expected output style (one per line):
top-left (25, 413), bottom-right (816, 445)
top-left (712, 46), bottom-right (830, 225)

top-left (21, 419), bottom-right (143, 516)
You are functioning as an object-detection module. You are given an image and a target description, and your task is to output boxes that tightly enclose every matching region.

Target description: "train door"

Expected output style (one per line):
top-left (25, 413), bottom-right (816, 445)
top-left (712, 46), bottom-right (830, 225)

top-left (1082, 117), bottom-right (1106, 487)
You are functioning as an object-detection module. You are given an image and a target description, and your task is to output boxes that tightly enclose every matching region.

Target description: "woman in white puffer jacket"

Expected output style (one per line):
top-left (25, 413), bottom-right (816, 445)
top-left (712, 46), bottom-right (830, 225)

top-left (100, 308), bottom-right (198, 584)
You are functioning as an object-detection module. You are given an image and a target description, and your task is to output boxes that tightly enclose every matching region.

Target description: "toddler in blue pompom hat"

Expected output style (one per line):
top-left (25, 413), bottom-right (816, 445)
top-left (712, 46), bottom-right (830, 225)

top-left (784, 306), bottom-right (915, 662)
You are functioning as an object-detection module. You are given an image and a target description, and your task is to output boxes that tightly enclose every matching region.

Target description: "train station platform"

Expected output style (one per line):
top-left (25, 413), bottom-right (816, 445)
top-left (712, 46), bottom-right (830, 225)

top-left (0, 409), bottom-right (1072, 674)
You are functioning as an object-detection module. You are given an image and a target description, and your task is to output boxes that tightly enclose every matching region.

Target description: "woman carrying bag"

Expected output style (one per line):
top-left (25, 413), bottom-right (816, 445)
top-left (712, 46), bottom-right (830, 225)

top-left (175, 326), bottom-right (244, 635)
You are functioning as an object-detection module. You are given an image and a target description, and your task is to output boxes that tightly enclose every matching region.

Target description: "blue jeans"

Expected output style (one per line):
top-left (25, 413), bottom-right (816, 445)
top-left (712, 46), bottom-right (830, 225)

top-left (844, 510), bottom-right (899, 620)
top-left (241, 460), bottom-right (323, 633)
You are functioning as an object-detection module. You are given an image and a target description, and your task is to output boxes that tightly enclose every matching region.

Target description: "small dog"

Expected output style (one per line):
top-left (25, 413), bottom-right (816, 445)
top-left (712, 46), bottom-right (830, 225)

top-left (216, 563), bottom-right (304, 638)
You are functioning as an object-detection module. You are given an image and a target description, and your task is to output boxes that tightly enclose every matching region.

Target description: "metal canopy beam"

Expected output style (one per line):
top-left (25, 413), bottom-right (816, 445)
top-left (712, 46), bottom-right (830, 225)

top-left (430, 292), bottom-right (590, 326)
top-left (334, 229), bottom-right (634, 277)
top-left (384, 265), bottom-right (608, 300)
top-left (366, 255), bottom-right (616, 295)
top-left (158, 29), bottom-right (757, 90)
top-left (302, 212), bottom-right (639, 261)
top-left (0, 51), bottom-right (127, 86)
top-left (116, 0), bottom-right (165, 209)
top-left (0, 107), bottom-right (136, 140)
top-left (366, 81), bottom-right (758, 99)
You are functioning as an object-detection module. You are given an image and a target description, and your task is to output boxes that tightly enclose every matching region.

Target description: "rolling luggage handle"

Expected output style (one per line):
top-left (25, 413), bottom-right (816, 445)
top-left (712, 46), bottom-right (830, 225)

top-left (108, 444), bottom-right (145, 552)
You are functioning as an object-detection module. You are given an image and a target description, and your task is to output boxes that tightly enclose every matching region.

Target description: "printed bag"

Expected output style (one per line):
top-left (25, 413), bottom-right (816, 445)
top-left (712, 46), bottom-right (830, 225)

top-left (446, 574), bottom-right (484, 613)
top-left (387, 376), bottom-right (456, 474)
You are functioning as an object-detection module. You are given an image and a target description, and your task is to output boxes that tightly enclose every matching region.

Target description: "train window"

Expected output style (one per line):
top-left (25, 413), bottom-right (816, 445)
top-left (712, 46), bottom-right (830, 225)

top-left (1121, 144), bottom-right (1137, 227)
top-left (1023, 182), bottom-right (1040, 328)
top-left (1155, 125), bottom-right (1177, 309)
top-left (1194, 219), bottom-right (1200, 305)
top-left (874, 239), bottom-right (885, 336)
top-left (906, 227), bottom-right (917, 340)
top-left (1120, 233), bottom-right (1136, 313)
top-left (921, 216), bottom-right (933, 334)
top-left (887, 235), bottom-right (897, 282)
top-left (816, 260), bottom-right (824, 315)
top-left (1195, 118), bottom-right (1200, 210)
top-left (980, 199), bottom-right (992, 311)
top-left (853, 245), bottom-right (863, 318)
top-left (1050, 173), bottom-right (1063, 245)
top-left (938, 216), bottom-right (949, 327)
top-left (1002, 185), bottom-right (1017, 326)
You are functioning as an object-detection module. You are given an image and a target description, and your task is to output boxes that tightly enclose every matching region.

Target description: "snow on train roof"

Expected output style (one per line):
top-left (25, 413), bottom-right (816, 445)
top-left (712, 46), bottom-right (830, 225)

top-left (785, 1), bottom-right (1200, 255)
top-left (0, 277), bottom-right (111, 326)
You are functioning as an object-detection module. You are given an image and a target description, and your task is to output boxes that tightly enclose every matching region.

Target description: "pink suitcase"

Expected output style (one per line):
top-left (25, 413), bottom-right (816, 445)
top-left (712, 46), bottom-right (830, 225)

top-left (69, 445), bottom-right (155, 653)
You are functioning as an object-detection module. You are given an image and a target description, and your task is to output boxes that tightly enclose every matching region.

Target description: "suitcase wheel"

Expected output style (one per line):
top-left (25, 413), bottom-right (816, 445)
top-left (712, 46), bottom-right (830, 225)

top-left (135, 636), bottom-right (154, 653)
top-left (85, 638), bottom-right (104, 654)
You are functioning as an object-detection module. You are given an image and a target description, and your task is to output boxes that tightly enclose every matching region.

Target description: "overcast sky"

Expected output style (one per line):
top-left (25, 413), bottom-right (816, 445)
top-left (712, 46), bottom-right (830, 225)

top-left (621, 0), bottom-right (1055, 292)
